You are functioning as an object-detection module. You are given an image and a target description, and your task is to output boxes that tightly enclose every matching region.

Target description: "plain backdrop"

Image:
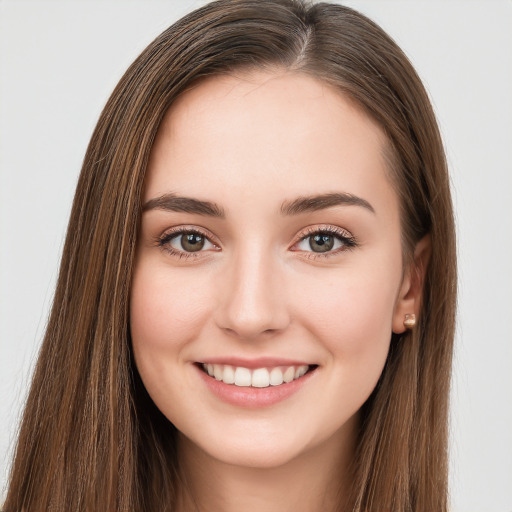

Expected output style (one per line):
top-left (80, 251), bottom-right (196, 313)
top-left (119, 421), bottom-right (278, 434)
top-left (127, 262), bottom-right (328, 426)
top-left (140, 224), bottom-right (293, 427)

top-left (1, 1), bottom-right (511, 510)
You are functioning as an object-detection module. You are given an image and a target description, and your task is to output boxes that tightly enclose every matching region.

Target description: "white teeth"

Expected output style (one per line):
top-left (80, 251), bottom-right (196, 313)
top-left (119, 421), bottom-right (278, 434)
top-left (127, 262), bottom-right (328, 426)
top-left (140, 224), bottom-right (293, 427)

top-left (234, 367), bottom-right (252, 386)
top-left (295, 365), bottom-right (307, 379)
top-left (269, 367), bottom-right (284, 386)
top-left (252, 368), bottom-right (270, 388)
top-left (283, 366), bottom-right (295, 383)
top-left (213, 364), bottom-right (223, 381)
top-left (223, 364), bottom-right (235, 384)
top-left (202, 363), bottom-right (311, 388)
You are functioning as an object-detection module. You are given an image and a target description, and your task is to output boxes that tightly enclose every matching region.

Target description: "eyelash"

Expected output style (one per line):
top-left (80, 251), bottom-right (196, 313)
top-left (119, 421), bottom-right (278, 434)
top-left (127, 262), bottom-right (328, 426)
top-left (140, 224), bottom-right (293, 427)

top-left (292, 225), bottom-right (358, 259)
top-left (155, 225), bottom-right (358, 261)
top-left (156, 227), bottom-right (218, 260)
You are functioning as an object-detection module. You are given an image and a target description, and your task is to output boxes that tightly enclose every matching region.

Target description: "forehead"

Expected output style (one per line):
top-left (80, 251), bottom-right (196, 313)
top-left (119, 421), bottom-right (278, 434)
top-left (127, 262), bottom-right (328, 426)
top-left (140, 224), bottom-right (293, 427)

top-left (144, 70), bottom-right (397, 222)
top-left (158, 70), bottom-right (387, 157)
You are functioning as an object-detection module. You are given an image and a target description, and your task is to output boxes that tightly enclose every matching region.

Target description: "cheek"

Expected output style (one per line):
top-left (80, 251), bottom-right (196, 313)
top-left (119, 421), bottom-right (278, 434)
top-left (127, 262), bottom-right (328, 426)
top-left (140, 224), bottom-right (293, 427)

top-left (298, 267), bottom-right (397, 339)
top-left (293, 263), bottom-right (399, 389)
top-left (129, 259), bottom-right (223, 430)
top-left (129, 261), bottom-right (213, 405)
top-left (130, 264), bottom-right (206, 351)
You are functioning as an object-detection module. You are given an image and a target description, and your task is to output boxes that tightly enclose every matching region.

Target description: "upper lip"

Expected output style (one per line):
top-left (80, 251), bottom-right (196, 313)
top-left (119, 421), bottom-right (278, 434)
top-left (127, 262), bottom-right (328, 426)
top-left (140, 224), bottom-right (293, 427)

top-left (197, 357), bottom-right (314, 369)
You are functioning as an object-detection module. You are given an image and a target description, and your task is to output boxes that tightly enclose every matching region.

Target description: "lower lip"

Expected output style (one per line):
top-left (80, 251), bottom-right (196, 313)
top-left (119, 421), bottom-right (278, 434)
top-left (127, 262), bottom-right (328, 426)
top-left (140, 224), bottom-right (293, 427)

top-left (195, 365), bottom-right (316, 408)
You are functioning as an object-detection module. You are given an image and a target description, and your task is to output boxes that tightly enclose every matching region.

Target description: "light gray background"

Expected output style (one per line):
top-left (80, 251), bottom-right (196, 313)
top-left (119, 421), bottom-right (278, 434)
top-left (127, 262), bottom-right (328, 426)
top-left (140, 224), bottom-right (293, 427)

top-left (1, 1), bottom-right (511, 510)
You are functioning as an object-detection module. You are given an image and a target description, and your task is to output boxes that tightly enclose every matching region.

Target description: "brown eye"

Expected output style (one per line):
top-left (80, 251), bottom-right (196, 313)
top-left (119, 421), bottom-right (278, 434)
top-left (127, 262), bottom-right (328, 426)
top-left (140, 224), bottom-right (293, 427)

top-left (180, 233), bottom-right (205, 252)
top-left (309, 234), bottom-right (335, 253)
top-left (160, 229), bottom-right (216, 254)
top-left (293, 227), bottom-right (357, 257)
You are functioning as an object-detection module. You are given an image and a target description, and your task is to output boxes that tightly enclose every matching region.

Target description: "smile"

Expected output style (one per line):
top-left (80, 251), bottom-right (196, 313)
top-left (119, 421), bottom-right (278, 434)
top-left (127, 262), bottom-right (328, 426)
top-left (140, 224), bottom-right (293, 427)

top-left (200, 363), bottom-right (312, 388)
top-left (195, 360), bottom-right (318, 408)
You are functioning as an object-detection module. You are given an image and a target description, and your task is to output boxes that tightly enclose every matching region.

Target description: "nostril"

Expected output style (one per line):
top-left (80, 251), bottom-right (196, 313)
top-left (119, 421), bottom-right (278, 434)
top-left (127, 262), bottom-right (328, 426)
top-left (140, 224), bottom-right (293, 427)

top-left (213, 269), bottom-right (290, 339)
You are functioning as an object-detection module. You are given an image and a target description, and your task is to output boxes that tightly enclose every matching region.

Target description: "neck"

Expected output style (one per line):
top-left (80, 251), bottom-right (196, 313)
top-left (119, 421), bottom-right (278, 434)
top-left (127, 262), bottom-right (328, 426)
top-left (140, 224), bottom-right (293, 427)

top-left (175, 414), bottom-right (359, 512)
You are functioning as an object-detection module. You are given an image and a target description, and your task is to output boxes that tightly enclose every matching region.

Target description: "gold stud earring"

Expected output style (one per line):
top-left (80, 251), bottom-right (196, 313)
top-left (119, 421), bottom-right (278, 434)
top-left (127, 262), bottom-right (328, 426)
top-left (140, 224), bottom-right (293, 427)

top-left (403, 314), bottom-right (416, 329)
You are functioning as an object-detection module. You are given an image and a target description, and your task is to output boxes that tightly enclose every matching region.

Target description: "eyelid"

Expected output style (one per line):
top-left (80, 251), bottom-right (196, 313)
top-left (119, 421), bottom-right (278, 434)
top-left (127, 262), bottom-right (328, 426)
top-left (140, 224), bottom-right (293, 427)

top-left (155, 225), bottom-right (221, 259)
top-left (154, 223), bottom-right (357, 260)
top-left (158, 225), bottom-right (220, 244)
top-left (289, 224), bottom-right (358, 258)
top-left (293, 224), bottom-right (353, 241)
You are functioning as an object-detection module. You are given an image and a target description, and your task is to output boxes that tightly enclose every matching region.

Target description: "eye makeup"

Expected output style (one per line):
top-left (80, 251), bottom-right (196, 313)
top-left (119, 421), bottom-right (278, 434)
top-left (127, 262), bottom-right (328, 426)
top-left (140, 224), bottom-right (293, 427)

top-left (154, 223), bottom-right (358, 261)
top-left (289, 225), bottom-right (358, 259)
top-left (155, 226), bottom-right (220, 260)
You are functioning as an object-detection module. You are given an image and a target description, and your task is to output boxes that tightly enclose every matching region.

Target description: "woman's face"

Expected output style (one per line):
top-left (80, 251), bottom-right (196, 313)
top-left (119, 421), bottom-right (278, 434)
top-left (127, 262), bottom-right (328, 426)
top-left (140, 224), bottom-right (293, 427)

top-left (130, 70), bottom-right (413, 468)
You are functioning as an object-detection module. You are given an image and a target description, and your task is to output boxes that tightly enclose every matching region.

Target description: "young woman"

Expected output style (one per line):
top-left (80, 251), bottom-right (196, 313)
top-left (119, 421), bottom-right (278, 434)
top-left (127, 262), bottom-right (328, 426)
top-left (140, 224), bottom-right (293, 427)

top-left (4, 1), bottom-right (456, 511)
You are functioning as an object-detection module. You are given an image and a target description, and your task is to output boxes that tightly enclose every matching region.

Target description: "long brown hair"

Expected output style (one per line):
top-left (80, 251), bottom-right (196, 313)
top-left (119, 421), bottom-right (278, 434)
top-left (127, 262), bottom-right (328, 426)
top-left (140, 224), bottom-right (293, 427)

top-left (4, 1), bottom-right (456, 510)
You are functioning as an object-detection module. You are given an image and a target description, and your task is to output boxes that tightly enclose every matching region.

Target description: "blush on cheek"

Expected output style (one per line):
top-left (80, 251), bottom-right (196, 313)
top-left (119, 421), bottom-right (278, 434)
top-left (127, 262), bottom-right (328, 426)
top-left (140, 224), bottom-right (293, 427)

top-left (302, 278), bottom-right (393, 352)
top-left (130, 266), bottom-right (209, 351)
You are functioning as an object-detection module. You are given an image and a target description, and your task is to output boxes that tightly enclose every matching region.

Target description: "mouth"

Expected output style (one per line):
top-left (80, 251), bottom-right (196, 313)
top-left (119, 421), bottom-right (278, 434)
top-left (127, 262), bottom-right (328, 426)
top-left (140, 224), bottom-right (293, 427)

top-left (197, 362), bottom-right (318, 388)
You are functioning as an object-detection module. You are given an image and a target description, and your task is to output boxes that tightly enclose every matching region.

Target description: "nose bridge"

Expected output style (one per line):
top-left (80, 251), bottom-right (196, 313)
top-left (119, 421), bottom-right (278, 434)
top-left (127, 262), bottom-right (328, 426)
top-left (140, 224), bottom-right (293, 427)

top-left (216, 241), bottom-right (289, 340)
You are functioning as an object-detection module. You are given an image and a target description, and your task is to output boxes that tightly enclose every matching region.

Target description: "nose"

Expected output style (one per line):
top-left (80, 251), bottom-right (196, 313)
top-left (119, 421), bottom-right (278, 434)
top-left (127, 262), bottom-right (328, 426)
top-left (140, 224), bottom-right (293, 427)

top-left (214, 248), bottom-right (291, 341)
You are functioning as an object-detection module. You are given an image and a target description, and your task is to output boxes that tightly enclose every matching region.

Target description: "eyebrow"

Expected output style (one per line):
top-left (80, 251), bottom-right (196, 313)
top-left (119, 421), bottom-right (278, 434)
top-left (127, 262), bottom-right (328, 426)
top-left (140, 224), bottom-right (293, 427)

top-left (280, 192), bottom-right (375, 215)
top-left (142, 191), bottom-right (375, 218)
top-left (142, 193), bottom-right (226, 218)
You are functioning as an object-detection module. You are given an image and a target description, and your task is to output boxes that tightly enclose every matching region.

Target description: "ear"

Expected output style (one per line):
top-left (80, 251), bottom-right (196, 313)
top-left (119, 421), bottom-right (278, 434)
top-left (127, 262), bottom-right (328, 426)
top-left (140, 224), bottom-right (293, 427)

top-left (392, 234), bottom-right (431, 334)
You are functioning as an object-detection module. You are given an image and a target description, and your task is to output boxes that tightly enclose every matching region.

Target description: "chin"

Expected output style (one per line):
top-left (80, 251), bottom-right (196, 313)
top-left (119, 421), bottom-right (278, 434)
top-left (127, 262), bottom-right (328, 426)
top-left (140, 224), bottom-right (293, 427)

top-left (178, 418), bottom-right (343, 470)
top-left (206, 441), bottom-right (310, 469)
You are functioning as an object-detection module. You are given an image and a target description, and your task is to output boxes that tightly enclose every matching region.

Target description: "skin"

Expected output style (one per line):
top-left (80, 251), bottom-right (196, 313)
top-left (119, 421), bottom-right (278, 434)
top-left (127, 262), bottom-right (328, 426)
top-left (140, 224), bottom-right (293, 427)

top-left (130, 69), bottom-right (427, 512)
